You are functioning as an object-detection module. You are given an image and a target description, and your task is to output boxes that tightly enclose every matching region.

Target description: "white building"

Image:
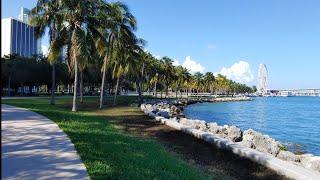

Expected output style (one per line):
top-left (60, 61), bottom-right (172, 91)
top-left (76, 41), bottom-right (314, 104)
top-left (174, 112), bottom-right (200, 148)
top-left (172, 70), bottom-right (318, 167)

top-left (1, 7), bottom-right (40, 57)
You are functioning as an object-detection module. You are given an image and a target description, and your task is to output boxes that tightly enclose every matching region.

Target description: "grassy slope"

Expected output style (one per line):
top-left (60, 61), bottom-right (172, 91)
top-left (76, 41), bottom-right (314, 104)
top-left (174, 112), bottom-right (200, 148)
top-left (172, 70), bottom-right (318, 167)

top-left (2, 97), bottom-right (214, 180)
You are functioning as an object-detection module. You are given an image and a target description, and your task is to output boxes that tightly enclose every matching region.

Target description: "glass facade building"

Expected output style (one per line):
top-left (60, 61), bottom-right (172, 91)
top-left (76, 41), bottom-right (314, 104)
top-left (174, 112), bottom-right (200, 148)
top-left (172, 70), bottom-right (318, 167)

top-left (1, 18), bottom-right (38, 57)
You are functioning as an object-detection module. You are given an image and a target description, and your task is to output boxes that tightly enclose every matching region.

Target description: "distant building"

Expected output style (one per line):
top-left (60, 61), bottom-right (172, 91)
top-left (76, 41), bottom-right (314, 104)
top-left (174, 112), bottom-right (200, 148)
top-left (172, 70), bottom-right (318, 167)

top-left (1, 7), bottom-right (40, 57)
top-left (18, 7), bottom-right (31, 24)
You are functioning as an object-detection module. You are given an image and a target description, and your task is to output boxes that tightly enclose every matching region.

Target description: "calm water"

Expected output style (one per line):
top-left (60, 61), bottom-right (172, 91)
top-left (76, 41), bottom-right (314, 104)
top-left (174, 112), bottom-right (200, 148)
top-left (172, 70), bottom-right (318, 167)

top-left (184, 97), bottom-right (320, 155)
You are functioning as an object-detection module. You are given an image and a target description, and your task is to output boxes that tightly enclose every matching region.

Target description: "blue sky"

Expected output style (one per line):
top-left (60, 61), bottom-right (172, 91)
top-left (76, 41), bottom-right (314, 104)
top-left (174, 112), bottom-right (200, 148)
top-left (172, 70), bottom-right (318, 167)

top-left (2, 0), bottom-right (320, 89)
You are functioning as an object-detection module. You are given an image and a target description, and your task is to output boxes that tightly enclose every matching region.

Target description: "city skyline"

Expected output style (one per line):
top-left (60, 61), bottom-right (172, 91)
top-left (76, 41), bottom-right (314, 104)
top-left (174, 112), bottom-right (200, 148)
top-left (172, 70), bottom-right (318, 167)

top-left (2, 0), bottom-right (320, 89)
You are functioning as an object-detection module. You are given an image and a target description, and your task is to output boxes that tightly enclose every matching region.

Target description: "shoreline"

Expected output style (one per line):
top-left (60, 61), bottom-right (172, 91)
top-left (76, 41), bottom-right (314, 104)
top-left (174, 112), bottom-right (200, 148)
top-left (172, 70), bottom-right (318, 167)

top-left (141, 97), bottom-right (320, 179)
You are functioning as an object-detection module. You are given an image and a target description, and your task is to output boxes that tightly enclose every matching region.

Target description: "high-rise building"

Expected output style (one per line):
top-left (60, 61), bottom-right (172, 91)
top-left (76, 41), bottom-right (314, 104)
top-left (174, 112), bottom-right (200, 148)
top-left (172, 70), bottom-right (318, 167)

top-left (1, 7), bottom-right (40, 57)
top-left (19, 7), bottom-right (31, 24)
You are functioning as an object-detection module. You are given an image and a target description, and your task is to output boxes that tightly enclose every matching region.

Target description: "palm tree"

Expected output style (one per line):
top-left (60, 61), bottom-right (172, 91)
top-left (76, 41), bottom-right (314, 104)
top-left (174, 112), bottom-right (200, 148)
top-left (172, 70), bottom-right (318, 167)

top-left (193, 72), bottom-right (204, 96)
top-left (58, 0), bottom-right (102, 111)
top-left (204, 72), bottom-right (215, 94)
top-left (97, 2), bottom-right (137, 108)
top-left (30, 0), bottom-right (63, 105)
top-left (174, 66), bottom-right (188, 98)
top-left (161, 57), bottom-right (174, 98)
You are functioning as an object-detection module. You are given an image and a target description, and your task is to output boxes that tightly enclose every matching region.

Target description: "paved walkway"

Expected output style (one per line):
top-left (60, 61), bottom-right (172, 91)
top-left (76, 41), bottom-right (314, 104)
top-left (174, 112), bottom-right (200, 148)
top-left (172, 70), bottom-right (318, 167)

top-left (1, 104), bottom-right (89, 180)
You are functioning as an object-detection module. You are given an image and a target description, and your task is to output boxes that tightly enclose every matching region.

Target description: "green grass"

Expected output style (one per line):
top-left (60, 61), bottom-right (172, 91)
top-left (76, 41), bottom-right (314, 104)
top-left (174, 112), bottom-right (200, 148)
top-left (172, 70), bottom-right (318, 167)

top-left (2, 97), bottom-right (213, 179)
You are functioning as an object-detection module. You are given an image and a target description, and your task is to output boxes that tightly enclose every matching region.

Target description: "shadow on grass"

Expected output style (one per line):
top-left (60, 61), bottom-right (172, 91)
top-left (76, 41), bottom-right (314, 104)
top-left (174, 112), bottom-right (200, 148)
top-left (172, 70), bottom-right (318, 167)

top-left (2, 97), bottom-right (288, 180)
top-left (2, 98), bottom-right (214, 179)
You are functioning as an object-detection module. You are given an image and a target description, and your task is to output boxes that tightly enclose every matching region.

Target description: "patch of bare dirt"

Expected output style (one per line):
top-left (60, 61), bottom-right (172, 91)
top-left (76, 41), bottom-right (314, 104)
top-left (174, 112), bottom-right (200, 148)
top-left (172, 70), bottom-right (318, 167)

top-left (111, 108), bottom-right (290, 180)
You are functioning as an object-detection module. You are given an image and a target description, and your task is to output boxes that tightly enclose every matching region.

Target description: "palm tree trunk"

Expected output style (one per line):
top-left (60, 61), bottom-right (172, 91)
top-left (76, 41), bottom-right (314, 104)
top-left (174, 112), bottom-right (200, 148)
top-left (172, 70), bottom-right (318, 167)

top-left (80, 71), bottom-right (83, 103)
top-left (175, 82), bottom-right (178, 99)
top-left (72, 59), bottom-right (78, 112)
top-left (165, 84), bottom-right (168, 98)
top-left (100, 61), bottom-right (107, 108)
top-left (113, 76), bottom-right (120, 106)
top-left (7, 75), bottom-right (11, 97)
top-left (154, 81), bottom-right (157, 98)
top-left (50, 64), bottom-right (55, 105)
top-left (187, 88), bottom-right (189, 102)
top-left (138, 62), bottom-right (145, 105)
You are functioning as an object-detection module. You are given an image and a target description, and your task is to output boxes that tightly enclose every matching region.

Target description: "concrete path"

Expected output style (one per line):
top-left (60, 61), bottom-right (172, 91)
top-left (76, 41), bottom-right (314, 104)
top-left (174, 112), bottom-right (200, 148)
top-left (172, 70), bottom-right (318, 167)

top-left (1, 104), bottom-right (89, 180)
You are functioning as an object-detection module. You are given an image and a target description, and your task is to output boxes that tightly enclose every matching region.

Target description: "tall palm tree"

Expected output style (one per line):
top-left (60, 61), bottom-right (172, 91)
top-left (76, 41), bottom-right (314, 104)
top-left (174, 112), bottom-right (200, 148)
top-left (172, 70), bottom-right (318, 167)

top-left (59, 0), bottom-right (102, 111)
top-left (30, 0), bottom-right (63, 105)
top-left (204, 72), bottom-right (215, 94)
top-left (161, 57), bottom-right (174, 98)
top-left (97, 2), bottom-right (137, 108)
top-left (193, 72), bottom-right (204, 96)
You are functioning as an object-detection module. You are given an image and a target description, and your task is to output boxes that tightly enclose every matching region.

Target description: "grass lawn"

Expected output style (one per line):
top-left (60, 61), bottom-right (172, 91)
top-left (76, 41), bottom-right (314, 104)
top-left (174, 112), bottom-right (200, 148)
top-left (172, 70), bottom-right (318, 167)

top-left (2, 96), bottom-right (215, 179)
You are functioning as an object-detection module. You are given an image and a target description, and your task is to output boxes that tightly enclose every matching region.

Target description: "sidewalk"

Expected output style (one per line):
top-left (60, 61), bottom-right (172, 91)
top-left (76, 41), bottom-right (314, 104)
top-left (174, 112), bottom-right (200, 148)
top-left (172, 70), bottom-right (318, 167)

top-left (1, 104), bottom-right (89, 180)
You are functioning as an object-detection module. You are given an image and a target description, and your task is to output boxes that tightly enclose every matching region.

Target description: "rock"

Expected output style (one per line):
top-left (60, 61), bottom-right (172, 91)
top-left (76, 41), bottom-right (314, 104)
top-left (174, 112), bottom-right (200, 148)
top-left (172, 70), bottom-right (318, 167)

top-left (156, 111), bottom-right (170, 119)
top-left (277, 150), bottom-right (299, 162)
top-left (179, 118), bottom-right (190, 125)
top-left (170, 105), bottom-right (181, 115)
top-left (241, 129), bottom-right (255, 148)
top-left (170, 117), bottom-right (178, 122)
top-left (207, 122), bottom-right (221, 134)
top-left (192, 120), bottom-right (207, 130)
top-left (241, 129), bottom-right (281, 156)
top-left (298, 154), bottom-right (320, 172)
top-left (178, 119), bottom-right (207, 130)
top-left (226, 125), bottom-right (242, 142)
top-left (151, 109), bottom-right (158, 114)
top-left (145, 104), bottom-right (153, 111)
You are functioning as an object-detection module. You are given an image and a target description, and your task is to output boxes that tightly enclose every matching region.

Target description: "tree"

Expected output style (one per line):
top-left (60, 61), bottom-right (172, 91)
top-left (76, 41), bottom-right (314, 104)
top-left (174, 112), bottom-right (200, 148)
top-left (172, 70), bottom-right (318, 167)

top-left (161, 57), bottom-right (175, 98)
top-left (193, 72), bottom-right (204, 96)
top-left (30, 0), bottom-right (64, 105)
top-left (54, 0), bottom-right (102, 111)
top-left (97, 2), bottom-right (138, 108)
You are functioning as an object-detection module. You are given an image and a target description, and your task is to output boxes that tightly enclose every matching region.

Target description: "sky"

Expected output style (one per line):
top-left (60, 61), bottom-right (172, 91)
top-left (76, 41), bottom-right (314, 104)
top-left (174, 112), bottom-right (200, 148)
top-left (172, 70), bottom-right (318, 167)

top-left (2, 0), bottom-right (320, 89)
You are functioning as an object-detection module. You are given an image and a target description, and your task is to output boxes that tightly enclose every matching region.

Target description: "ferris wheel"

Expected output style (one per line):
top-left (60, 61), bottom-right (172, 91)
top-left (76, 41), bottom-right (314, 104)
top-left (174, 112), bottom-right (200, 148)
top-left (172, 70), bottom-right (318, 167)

top-left (258, 64), bottom-right (268, 93)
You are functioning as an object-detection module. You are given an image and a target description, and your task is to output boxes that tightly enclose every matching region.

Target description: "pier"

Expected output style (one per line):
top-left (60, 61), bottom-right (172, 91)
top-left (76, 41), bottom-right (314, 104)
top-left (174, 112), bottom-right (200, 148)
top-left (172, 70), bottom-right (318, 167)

top-left (276, 89), bottom-right (320, 96)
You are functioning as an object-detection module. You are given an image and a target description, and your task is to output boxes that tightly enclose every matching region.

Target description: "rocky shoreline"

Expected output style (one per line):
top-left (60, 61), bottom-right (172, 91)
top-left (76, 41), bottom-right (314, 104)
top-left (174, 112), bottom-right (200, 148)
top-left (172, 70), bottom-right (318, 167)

top-left (141, 97), bottom-right (320, 179)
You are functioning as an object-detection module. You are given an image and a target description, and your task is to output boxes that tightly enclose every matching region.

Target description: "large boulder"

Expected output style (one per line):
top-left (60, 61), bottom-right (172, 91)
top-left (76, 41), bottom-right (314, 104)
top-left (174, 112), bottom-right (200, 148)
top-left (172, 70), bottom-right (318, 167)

top-left (145, 104), bottom-right (153, 111)
top-left (298, 154), bottom-right (320, 172)
top-left (179, 118), bottom-right (191, 125)
top-left (170, 105), bottom-right (181, 115)
top-left (156, 111), bottom-right (170, 119)
top-left (178, 118), bottom-right (207, 130)
top-left (192, 120), bottom-right (207, 130)
top-left (226, 125), bottom-right (242, 142)
top-left (241, 129), bottom-right (282, 156)
top-left (207, 122), bottom-right (222, 134)
top-left (277, 150), bottom-right (299, 162)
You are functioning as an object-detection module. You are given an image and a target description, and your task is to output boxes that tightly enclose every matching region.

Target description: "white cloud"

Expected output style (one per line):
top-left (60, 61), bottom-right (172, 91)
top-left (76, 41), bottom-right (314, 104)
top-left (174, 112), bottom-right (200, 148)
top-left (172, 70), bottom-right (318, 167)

top-left (218, 61), bottom-right (254, 83)
top-left (41, 45), bottom-right (48, 56)
top-left (182, 56), bottom-right (205, 74)
top-left (172, 59), bottom-right (180, 66)
top-left (154, 55), bottom-right (161, 60)
top-left (207, 44), bottom-right (216, 50)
